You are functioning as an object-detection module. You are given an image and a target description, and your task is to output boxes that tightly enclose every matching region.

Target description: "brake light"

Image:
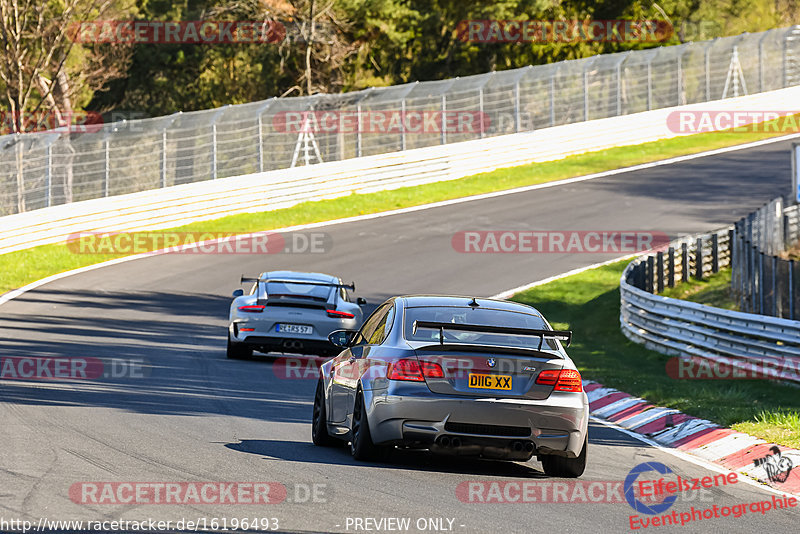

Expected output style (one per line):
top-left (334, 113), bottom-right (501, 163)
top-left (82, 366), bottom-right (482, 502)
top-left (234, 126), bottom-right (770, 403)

top-left (326, 309), bottom-right (355, 319)
top-left (535, 369), bottom-right (583, 392)
top-left (238, 305), bottom-right (265, 313)
top-left (387, 359), bottom-right (444, 381)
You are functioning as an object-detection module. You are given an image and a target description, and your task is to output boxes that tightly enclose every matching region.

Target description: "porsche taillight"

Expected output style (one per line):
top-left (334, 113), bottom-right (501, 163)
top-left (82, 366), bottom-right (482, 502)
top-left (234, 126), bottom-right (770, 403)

top-left (326, 309), bottom-right (355, 319)
top-left (238, 305), bottom-right (265, 313)
top-left (535, 369), bottom-right (583, 392)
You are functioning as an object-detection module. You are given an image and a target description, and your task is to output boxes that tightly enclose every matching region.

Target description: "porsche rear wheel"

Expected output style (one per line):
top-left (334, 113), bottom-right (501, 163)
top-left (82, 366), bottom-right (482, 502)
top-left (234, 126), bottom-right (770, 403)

top-left (226, 337), bottom-right (252, 359)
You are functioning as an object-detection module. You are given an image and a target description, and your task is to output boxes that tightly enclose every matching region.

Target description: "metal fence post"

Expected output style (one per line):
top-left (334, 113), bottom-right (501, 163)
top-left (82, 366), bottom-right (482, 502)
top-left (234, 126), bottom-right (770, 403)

top-left (104, 136), bottom-right (110, 197)
top-left (647, 56), bottom-right (653, 111)
top-left (161, 129), bottom-right (168, 188)
top-left (657, 251), bottom-right (665, 293)
top-left (402, 98), bottom-right (408, 150)
top-left (772, 255), bottom-right (778, 316)
top-left (45, 143), bottom-right (52, 208)
top-left (549, 67), bottom-right (557, 127)
top-left (759, 251), bottom-right (765, 314)
top-left (478, 87), bottom-right (485, 138)
top-left (783, 31), bottom-right (788, 88)
top-left (583, 67), bottom-right (589, 121)
top-left (441, 95), bottom-right (447, 144)
top-left (514, 80), bottom-right (521, 133)
top-left (676, 51), bottom-right (683, 105)
top-left (668, 246), bottom-right (675, 287)
top-left (711, 233), bottom-right (719, 273)
top-left (212, 122), bottom-right (218, 179)
top-left (257, 114), bottom-right (264, 172)
top-left (758, 32), bottom-right (768, 92)
top-left (695, 237), bottom-right (704, 280)
top-left (790, 259), bottom-right (795, 320)
top-left (682, 242), bottom-right (689, 283)
top-left (646, 256), bottom-right (655, 293)
top-left (705, 43), bottom-right (713, 100)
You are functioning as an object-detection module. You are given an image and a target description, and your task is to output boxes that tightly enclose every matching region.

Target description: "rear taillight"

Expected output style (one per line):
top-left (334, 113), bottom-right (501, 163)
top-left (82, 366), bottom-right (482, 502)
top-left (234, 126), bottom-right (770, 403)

top-left (326, 309), bottom-right (355, 319)
top-left (387, 359), bottom-right (444, 381)
top-left (238, 305), bottom-right (265, 313)
top-left (535, 369), bottom-right (583, 392)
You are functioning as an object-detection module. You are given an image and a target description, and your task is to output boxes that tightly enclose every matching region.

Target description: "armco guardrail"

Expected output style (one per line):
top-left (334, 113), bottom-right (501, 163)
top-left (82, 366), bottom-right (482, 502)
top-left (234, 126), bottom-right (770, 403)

top-left (4, 85), bottom-right (800, 256)
top-left (2, 26), bottom-right (800, 216)
top-left (621, 230), bottom-right (800, 384)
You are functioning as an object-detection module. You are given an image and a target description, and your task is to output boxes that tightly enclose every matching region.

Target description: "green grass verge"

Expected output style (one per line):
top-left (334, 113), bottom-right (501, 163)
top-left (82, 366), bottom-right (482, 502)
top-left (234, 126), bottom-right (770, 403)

top-left (1, 127), bottom-right (793, 295)
top-left (659, 268), bottom-right (738, 310)
top-left (511, 261), bottom-right (800, 449)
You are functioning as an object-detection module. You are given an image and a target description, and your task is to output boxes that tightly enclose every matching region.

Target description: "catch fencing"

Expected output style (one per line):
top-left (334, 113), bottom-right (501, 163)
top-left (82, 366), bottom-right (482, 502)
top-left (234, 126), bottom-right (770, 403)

top-left (731, 198), bottom-right (800, 319)
top-left (2, 26), bottom-right (800, 216)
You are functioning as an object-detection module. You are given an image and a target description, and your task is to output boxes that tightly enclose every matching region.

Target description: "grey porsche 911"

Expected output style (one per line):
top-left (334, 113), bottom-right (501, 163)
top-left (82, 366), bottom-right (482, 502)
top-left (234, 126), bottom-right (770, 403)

top-left (227, 271), bottom-right (367, 359)
top-left (312, 295), bottom-right (589, 477)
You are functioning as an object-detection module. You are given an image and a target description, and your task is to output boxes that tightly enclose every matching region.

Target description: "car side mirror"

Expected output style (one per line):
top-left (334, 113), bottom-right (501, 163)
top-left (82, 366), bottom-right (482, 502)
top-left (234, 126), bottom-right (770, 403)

top-left (328, 329), bottom-right (357, 348)
top-left (232, 289), bottom-right (244, 297)
top-left (356, 297), bottom-right (367, 306)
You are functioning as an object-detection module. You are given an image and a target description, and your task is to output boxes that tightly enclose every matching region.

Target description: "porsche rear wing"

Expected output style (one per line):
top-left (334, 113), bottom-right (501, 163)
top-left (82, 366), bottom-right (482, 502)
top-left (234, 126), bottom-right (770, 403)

top-left (240, 277), bottom-right (355, 290)
top-left (412, 320), bottom-right (572, 349)
top-left (240, 276), bottom-right (355, 306)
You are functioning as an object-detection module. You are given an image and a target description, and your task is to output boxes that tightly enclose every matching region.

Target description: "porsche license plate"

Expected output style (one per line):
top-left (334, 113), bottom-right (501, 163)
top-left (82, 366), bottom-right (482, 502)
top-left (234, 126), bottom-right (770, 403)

top-left (468, 373), bottom-right (512, 390)
top-left (277, 324), bottom-right (313, 335)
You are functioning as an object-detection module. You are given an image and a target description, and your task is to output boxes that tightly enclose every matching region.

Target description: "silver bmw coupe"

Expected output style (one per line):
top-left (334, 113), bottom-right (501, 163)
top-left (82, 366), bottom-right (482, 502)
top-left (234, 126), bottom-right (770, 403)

top-left (312, 295), bottom-right (589, 477)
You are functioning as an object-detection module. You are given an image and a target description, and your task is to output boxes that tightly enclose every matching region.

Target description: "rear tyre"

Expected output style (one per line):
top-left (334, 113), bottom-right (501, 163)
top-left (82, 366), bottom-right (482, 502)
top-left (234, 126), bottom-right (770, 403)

top-left (350, 389), bottom-right (379, 461)
top-left (227, 337), bottom-right (252, 359)
top-left (540, 436), bottom-right (587, 478)
top-left (312, 379), bottom-right (338, 447)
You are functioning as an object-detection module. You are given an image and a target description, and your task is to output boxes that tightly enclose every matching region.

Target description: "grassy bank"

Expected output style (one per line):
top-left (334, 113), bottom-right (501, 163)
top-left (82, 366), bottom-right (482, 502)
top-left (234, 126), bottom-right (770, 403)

top-left (512, 261), bottom-right (800, 448)
top-left (659, 268), bottom-right (738, 310)
top-left (1, 127), bottom-right (794, 295)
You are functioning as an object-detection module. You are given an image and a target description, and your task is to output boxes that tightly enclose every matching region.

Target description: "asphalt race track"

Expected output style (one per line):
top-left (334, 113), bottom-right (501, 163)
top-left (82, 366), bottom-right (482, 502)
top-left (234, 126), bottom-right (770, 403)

top-left (1, 139), bottom-right (800, 533)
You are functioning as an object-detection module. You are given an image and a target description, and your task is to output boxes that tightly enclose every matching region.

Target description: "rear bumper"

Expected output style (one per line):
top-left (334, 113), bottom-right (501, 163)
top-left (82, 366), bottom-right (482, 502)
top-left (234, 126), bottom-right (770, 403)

top-left (364, 388), bottom-right (588, 458)
top-left (236, 334), bottom-right (338, 356)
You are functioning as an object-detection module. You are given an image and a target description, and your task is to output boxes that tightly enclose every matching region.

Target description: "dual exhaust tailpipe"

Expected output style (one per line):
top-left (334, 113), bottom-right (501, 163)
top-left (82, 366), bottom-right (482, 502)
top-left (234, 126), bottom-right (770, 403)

top-left (512, 441), bottom-right (535, 453)
top-left (437, 435), bottom-right (534, 453)
top-left (282, 340), bottom-right (304, 350)
top-left (438, 436), bottom-right (462, 448)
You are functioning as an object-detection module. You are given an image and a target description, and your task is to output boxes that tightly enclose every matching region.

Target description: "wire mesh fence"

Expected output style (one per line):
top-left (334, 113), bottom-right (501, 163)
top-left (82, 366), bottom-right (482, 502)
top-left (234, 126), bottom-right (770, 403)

top-left (731, 198), bottom-right (800, 319)
top-left (2, 26), bottom-right (800, 217)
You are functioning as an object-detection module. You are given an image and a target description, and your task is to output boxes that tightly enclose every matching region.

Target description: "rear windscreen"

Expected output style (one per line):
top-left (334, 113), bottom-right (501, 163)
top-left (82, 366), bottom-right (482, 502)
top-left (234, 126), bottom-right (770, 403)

top-left (404, 306), bottom-right (558, 350)
top-left (264, 281), bottom-right (332, 301)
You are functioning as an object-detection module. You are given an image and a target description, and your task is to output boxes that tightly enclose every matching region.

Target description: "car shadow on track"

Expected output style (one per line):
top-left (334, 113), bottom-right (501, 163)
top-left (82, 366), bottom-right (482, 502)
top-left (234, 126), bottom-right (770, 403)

top-left (225, 438), bottom-right (551, 478)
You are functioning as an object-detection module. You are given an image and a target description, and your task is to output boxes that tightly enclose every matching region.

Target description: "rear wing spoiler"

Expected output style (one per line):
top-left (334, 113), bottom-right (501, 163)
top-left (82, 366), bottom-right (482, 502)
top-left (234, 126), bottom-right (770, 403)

top-left (412, 320), bottom-right (572, 349)
top-left (240, 277), bottom-right (356, 291)
top-left (240, 276), bottom-right (355, 306)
